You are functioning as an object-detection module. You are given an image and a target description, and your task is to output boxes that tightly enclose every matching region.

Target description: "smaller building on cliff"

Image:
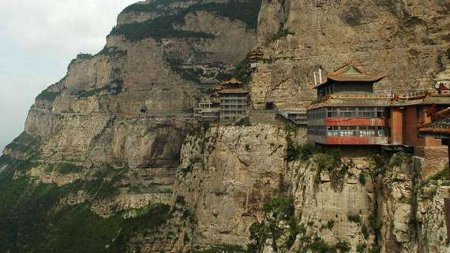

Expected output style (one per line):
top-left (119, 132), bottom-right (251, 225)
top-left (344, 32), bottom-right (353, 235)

top-left (194, 99), bottom-right (220, 122)
top-left (216, 78), bottom-right (249, 122)
top-left (419, 108), bottom-right (450, 167)
top-left (435, 64), bottom-right (450, 91)
top-left (248, 49), bottom-right (264, 70)
top-left (194, 78), bottom-right (249, 123)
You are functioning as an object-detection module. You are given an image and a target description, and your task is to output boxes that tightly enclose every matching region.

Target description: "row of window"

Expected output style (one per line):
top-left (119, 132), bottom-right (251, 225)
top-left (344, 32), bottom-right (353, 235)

top-left (220, 105), bottom-right (247, 109)
top-left (308, 126), bottom-right (327, 136)
top-left (326, 108), bottom-right (385, 118)
top-left (327, 126), bottom-right (387, 137)
top-left (220, 110), bottom-right (247, 115)
top-left (308, 126), bottom-right (388, 137)
top-left (308, 107), bottom-right (386, 120)
top-left (221, 100), bottom-right (248, 104)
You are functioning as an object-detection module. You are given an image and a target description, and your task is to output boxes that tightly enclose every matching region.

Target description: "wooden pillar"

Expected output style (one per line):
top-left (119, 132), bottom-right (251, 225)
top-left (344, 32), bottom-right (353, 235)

top-left (390, 108), bottom-right (405, 145)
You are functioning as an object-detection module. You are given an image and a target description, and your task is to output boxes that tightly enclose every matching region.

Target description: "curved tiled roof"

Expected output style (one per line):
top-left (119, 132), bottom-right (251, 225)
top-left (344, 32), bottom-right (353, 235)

top-left (222, 77), bottom-right (242, 85)
top-left (418, 108), bottom-right (450, 138)
top-left (217, 88), bottom-right (248, 94)
top-left (214, 77), bottom-right (248, 94)
top-left (315, 60), bottom-right (384, 88)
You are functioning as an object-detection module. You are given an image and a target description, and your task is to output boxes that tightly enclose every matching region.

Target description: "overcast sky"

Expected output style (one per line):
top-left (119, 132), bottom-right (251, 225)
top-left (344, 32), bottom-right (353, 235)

top-left (0, 0), bottom-right (137, 152)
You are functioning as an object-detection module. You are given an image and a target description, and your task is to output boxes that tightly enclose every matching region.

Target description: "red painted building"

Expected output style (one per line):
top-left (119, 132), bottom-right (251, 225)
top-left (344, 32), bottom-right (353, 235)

top-left (307, 61), bottom-right (389, 145)
top-left (307, 61), bottom-right (450, 177)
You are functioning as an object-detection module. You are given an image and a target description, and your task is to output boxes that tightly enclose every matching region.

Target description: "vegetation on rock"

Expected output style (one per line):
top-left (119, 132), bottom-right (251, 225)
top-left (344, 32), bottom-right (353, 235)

top-left (112, 0), bottom-right (262, 41)
top-left (0, 157), bottom-right (171, 253)
top-left (36, 89), bottom-right (61, 102)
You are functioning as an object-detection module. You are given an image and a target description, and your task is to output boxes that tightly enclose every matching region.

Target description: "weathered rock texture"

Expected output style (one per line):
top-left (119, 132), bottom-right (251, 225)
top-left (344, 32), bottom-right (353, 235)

top-left (0, 0), bottom-right (261, 252)
top-left (251, 0), bottom-right (450, 109)
top-left (0, 0), bottom-right (449, 252)
top-left (174, 125), bottom-right (287, 248)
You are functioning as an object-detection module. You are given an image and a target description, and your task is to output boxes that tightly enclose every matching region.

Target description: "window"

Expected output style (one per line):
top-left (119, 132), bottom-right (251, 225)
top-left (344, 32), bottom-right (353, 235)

top-left (416, 107), bottom-right (424, 120)
top-left (327, 108), bottom-right (338, 118)
top-left (340, 108), bottom-right (356, 118)
top-left (359, 108), bottom-right (375, 118)
top-left (377, 109), bottom-right (385, 118)
top-left (377, 127), bottom-right (386, 137)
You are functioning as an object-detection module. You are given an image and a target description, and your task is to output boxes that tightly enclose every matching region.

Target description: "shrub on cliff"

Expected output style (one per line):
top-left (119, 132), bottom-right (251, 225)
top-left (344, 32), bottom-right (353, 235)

top-left (286, 141), bottom-right (319, 161)
top-left (36, 89), bottom-right (60, 102)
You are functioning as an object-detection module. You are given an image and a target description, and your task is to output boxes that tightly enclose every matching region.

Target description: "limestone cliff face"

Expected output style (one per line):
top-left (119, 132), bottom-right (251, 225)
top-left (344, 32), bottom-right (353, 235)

top-left (0, 0), bottom-right (261, 252)
top-left (174, 125), bottom-right (287, 248)
top-left (23, 0), bottom-right (260, 168)
top-left (251, 0), bottom-right (450, 109)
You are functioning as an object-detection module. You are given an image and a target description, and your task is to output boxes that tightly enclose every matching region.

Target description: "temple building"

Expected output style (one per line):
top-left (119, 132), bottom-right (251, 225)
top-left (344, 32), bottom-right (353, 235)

top-left (419, 107), bottom-right (450, 168)
top-left (277, 108), bottom-right (308, 126)
top-left (248, 49), bottom-right (264, 69)
top-left (307, 60), bottom-right (450, 177)
top-left (307, 61), bottom-right (389, 145)
top-left (216, 78), bottom-right (249, 121)
top-left (194, 78), bottom-right (249, 123)
top-left (435, 64), bottom-right (450, 91)
top-left (194, 98), bottom-right (220, 122)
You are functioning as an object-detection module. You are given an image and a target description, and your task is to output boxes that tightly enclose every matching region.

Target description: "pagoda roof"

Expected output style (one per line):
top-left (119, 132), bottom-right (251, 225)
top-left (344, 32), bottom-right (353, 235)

top-left (218, 88), bottom-right (248, 94)
top-left (308, 94), bottom-right (391, 109)
top-left (248, 49), bottom-right (264, 56)
top-left (418, 108), bottom-right (450, 138)
top-left (308, 91), bottom-right (450, 110)
top-left (222, 77), bottom-right (242, 85)
top-left (215, 77), bottom-right (246, 92)
top-left (315, 60), bottom-right (385, 89)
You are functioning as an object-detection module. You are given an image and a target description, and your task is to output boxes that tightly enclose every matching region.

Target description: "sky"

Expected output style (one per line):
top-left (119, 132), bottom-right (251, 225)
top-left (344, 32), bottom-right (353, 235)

top-left (0, 0), bottom-right (137, 152)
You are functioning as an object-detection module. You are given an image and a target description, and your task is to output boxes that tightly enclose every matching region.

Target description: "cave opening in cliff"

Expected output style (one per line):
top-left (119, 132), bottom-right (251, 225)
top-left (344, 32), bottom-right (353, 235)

top-left (265, 102), bottom-right (275, 110)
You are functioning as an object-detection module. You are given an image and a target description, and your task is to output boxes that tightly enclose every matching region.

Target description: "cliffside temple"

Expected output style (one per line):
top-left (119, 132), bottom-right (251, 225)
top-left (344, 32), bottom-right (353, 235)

top-left (1, 0), bottom-right (450, 252)
top-left (195, 77), bottom-right (250, 122)
top-left (307, 61), bottom-right (450, 177)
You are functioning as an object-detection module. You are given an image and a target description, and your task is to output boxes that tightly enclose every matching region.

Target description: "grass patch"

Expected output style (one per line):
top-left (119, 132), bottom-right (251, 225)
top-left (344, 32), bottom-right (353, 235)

top-left (233, 57), bottom-right (252, 84)
top-left (263, 197), bottom-right (295, 220)
top-left (36, 89), bottom-right (61, 102)
top-left (179, 164), bottom-right (194, 176)
top-left (4, 132), bottom-right (40, 155)
top-left (310, 237), bottom-right (332, 253)
top-left (121, 0), bottom-right (179, 13)
top-left (286, 141), bottom-right (319, 162)
top-left (390, 151), bottom-right (412, 167)
top-left (427, 166), bottom-right (450, 181)
top-left (347, 214), bottom-right (362, 223)
top-left (122, 0), bottom-right (261, 29)
top-left (341, 6), bottom-right (363, 26)
top-left (57, 163), bottom-right (83, 174)
top-left (359, 172), bottom-right (367, 185)
top-left (110, 15), bottom-right (215, 41)
top-left (249, 197), bottom-right (298, 251)
top-left (270, 28), bottom-right (295, 42)
top-left (234, 117), bottom-right (251, 126)
top-left (357, 243), bottom-right (367, 253)
top-left (193, 244), bottom-right (250, 253)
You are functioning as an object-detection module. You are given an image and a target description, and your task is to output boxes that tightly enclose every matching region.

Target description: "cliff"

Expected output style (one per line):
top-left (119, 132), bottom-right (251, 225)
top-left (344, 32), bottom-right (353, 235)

top-left (0, 0), bottom-right (449, 252)
top-left (252, 0), bottom-right (450, 109)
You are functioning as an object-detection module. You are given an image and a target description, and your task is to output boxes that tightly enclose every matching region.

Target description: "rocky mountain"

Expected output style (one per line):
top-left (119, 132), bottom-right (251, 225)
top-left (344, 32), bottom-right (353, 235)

top-left (0, 0), bottom-right (449, 252)
top-left (253, 0), bottom-right (450, 109)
